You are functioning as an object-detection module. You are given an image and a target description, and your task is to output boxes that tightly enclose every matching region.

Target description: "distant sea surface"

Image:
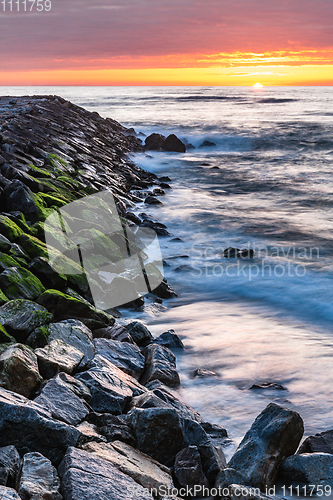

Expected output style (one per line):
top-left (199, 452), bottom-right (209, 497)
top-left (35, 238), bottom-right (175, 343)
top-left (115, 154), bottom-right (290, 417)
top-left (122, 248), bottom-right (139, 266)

top-left (4, 86), bottom-right (333, 456)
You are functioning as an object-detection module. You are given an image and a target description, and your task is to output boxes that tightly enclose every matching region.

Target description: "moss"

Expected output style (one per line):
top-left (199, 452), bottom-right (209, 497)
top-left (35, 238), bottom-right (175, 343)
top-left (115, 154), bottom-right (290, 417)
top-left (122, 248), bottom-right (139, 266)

top-left (36, 179), bottom-right (77, 203)
top-left (28, 164), bottom-right (53, 179)
top-left (0, 267), bottom-right (46, 301)
top-left (0, 253), bottom-right (22, 273)
top-left (0, 289), bottom-right (8, 306)
top-left (39, 193), bottom-right (68, 208)
top-left (57, 176), bottom-right (85, 190)
top-left (0, 323), bottom-right (14, 343)
top-left (17, 234), bottom-right (49, 260)
top-left (49, 153), bottom-right (68, 167)
top-left (0, 215), bottom-right (23, 242)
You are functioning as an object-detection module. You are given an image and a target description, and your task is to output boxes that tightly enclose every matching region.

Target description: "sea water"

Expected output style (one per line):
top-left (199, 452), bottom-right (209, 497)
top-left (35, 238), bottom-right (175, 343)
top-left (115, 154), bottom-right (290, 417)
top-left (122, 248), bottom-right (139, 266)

top-left (4, 86), bottom-right (333, 457)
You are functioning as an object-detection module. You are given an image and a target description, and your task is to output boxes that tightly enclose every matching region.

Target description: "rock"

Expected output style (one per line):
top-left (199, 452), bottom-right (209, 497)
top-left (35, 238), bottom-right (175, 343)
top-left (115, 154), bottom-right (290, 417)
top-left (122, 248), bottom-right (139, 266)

top-left (145, 133), bottom-right (167, 151)
top-left (35, 339), bottom-right (84, 378)
top-left (0, 344), bottom-right (42, 398)
top-left (145, 195), bottom-right (162, 205)
top-left (249, 382), bottom-right (287, 391)
top-left (125, 212), bottom-right (142, 226)
top-left (228, 403), bottom-right (304, 490)
top-left (0, 290), bottom-right (8, 307)
top-left (75, 422), bottom-right (106, 445)
top-left (3, 180), bottom-right (42, 222)
top-left (28, 257), bottom-right (67, 290)
top-left (194, 368), bottom-right (218, 378)
top-left (126, 407), bottom-right (184, 467)
top-left (93, 324), bottom-right (133, 343)
top-left (93, 338), bottom-right (145, 379)
top-left (34, 377), bottom-right (89, 425)
top-left (0, 486), bottom-right (21, 500)
top-left (54, 372), bottom-right (91, 403)
top-left (0, 267), bottom-right (45, 301)
top-left (199, 140), bottom-right (216, 148)
top-left (0, 387), bottom-right (81, 466)
top-left (0, 215), bottom-right (23, 242)
top-left (0, 299), bottom-right (53, 343)
top-left (9, 243), bottom-right (28, 261)
top-left (47, 319), bottom-right (94, 367)
top-left (222, 247), bottom-right (255, 259)
top-left (202, 422), bottom-right (228, 439)
top-left (82, 440), bottom-right (174, 493)
top-left (0, 234), bottom-right (11, 253)
top-left (125, 321), bottom-right (153, 347)
top-left (162, 135), bottom-right (186, 153)
top-left (25, 326), bottom-right (49, 349)
top-left (17, 452), bottom-right (62, 500)
top-left (37, 289), bottom-right (114, 330)
top-left (141, 344), bottom-right (180, 388)
top-left (215, 468), bottom-right (251, 489)
top-left (152, 280), bottom-right (176, 299)
top-left (174, 446), bottom-right (209, 491)
top-left (279, 453), bottom-right (333, 490)
top-left (0, 324), bottom-right (13, 343)
top-left (298, 429), bottom-right (333, 454)
top-left (150, 383), bottom-right (204, 424)
top-left (87, 413), bottom-right (135, 446)
top-left (58, 447), bottom-right (154, 500)
top-left (0, 446), bottom-right (20, 487)
top-left (155, 330), bottom-right (184, 349)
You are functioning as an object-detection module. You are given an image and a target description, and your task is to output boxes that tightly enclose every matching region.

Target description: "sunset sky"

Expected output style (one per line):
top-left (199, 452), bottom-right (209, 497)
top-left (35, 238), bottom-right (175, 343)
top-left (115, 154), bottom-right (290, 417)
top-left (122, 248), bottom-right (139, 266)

top-left (1, 0), bottom-right (333, 85)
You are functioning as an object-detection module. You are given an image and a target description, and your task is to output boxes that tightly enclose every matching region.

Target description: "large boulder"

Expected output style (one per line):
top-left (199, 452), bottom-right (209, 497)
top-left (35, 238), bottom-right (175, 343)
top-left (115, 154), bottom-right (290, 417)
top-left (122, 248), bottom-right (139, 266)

top-left (155, 329), bottom-right (184, 349)
top-left (162, 134), bottom-right (186, 153)
top-left (34, 377), bottom-right (89, 425)
top-left (0, 215), bottom-right (23, 242)
top-left (0, 344), bottom-right (42, 398)
top-left (17, 452), bottom-right (62, 500)
top-left (0, 387), bottom-right (81, 466)
top-left (93, 338), bottom-right (145, 379)
top-left (93, 323), bottom-right (133, 343)
top-left (145, 133), bottom-right (166, 151)
top-left (0, 486), bottom-right (21, 500)
top-left (125, 321), bottom-right (153, 347)
top-left (0, 446), bottom-right (20, 488)
top-left (47, 320), bottom-right (94, 367)
top-left (82, 440), bottom-right (174, 493)
top-left (150, 382), bottom-right (203, 423)
top-left (298, 429), bottom-right (333, 454)
top-left (174, 446), bottom-right (209, 491)
top-left (53, 372), bottom-right (91, 403)
top-left (87, 413), bottom-right (135, 446)
top-left (35, 339), bottom-right (84, 378)
top-left (58, 447), bottom-right (154, 500)
top-left (28, 257), bottom-right (67, 290)
top-left (0, 299), bottom-right (53, 343)
top-left (228, 403), bottom-right (304, 490)
top-left (3, 180), bottom-right (43, 222)
top-left (279, 453), bottom-right (333, 490)
top-left (141, 344), bottom-right (180, 388)
top-left (0, 267), bottom-right (45, 301)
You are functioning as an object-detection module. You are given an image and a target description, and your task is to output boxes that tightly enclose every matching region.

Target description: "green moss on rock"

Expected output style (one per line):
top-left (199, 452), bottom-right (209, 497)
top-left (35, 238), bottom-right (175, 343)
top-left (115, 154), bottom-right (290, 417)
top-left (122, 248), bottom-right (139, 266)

top-left (0, 234), bottom-right (11, 253)
top-left (0, 267), bottom-right (46, 301)
top-left (28, 164), bottom-right (53, 179)
top-left (0, 253), bottom-right (22, 273)
top-left (0, 323), bottom-right (14, 343)
top-left (0, 290), bottom-right (8, 306)
top-left (17, 234), bottom-right (49, 260)
top-left (39, 193), bottom-right (68, 208)
top-left (0, 216), bottom-right (23, 242)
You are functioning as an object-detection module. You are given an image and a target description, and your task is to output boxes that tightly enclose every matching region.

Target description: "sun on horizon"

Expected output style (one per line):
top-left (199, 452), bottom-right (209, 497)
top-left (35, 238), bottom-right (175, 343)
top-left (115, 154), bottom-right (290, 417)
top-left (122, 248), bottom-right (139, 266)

top-left (253, 83), bottom-right (264, 88)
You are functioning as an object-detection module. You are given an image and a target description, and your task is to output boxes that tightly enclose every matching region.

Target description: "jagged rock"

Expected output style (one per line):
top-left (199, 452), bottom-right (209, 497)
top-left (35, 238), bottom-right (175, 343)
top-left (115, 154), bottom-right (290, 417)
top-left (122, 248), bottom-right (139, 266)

top-left (0, 299), bottom-right (53, 343)
top-left (125, 212), bottom-right (142, 225)
top-left (194, 368), bottom-right (218, 378)
top-left (125, 321), bottom-right (153, 347)
top-left (162, 134), bottom-right (186, 153)
top-left (0, 344), bottom-right (42, 398)
top-left (35, 339), bottom-right (84, 378)
top-left (215, 468), bottom-right (251, 489)
top-left (145, 195), bottom-right (162, 205)
top-left (0, 267), bottom-right (45, 301)
top-left (0, 324), bottom-right (13, 343)
top-left (87, 413), bottom-right (135, 446)
top-left (0, 215), bottom-right (23, 242)
top-left (0, 290), bottom-right (8, 307)
top-left (152, 280), bottom-right (176, 299)
top-left (0, 486), bottom-right (21, 499)
top-left (83, 440), bottom-right (174, 492)
top-left (93, 323), bottom-right (133, 343)
top-left (150, 382), bottom-right (203, 424)
top-left (0, 387), bottom-right (81, 466)
top-left (228, 403), bottom-right (304, 490)
top-left (3, 180), bottom-right (42, 222)
top-left (298, 429), bottom-right (333, 454)
top-left (58, 447), bottom-right (154, 500)
top-left (17, 452), bottom-right (62, 500)
top-left (93, 338), bottom-right (145, 379)
top-left (145, 133), bottom-right (166, 151)
top-left (222, 247), bottom-right (255, 259)
top-left (0, 446), bottom-right (20, 487)
top-left (0, 234), bottom-right (11, 253)
top-left (249, 382), bottom-right (286, 391)
top-left (279, 453), bottom-right (333, 490)
top-left (141, 344), bottom-right (180, 388)
top-left (202, 422), bottom-right (228, 439)
top-left (155, 330), bottom-right (184, 349)
top-left (34, 377), bottom-right (89, 425)
top-left (75, 422), bottom-right (106, 445)
top-left (28, 257), bottom-right (67, 290)
top-left (47, 319), bottom-right (94, 367)
top-left (9, 243), bottom-right (28, 261)
top-left (199, 140), bottom-right (216, 148)
top-left (54, 372), bottom-right (91, 403)
top-left (174, 446), bottom-right (209, 491)
top-left (25, 326), bottom-right (49, 349)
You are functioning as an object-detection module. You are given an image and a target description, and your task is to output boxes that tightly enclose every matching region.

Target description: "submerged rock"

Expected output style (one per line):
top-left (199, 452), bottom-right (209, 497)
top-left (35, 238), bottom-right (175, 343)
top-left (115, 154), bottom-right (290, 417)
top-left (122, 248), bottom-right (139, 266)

top-left (145, 133), bottom-right (166, 151)
top-left (193, 368), bottom-right (218, 378)
top-left (155, 330), bottom-right (184, 349)
top-left (222, 247), bottom-right (255, 259)
top-left (162, 134), bottom-right (186, 153)
top-left (199, 140), bottom-right (216, 148)
top-left (0, 344), bottom-right (42, 398)
top-left (17, 452), bottom-right (62, 500)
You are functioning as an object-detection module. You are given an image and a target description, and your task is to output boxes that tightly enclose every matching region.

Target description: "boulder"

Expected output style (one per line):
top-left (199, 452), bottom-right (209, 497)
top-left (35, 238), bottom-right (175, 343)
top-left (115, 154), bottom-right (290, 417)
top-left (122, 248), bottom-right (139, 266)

top-left (215, 468), bottom-right (251, 489)
top-left (0, 299), bottom-right (53, 343)
top-left (87, 413), bottom-right (135, 446)
top-left (298, 429), bottom-right (333, 454)
top-left (28, 257), bottom-right (67, 290)
top-left (58, 447), bottom-right (154, 500)
top-left (150, 382), bottom-right (203, 424)
top-left (0, 446), bottom-right (20, 487)
top-left (3, 180), bottom-right (43, 222)
top-left (82, 440), bottom-right (174, 493)
top-left (0, 344), bottom-right (42, 398)
top-left (145, 196), bottom-right (162, 205)
top-left (222, 247), bottom-right (255, 259)
top-left (35, 339), bottom-right (84, 378)
top-left (125, 321), bottom-right (153, 347)
top-left (75, 422), bottom-right (106, 445)
top-left (34, 377), bottom-right (89, 425)
top-left (93, 324), bottom-right (133, 343)
top-left (279, 453), bottom-right (333, 490)
top-left (174, 446), bottom-right (209, 491)
top-left (0, 215), bottom-right (23, 242)
top-left (0, 486), bottom-right (21, 500)
top-left (93, 338), bottom-right (145, 379)
top-left (155, 330), bottom-right (184, 349)
top-left (152, 280), bottom-right (176, 299)
top-left (0, 387), bottom-right (81, 466)
top-left (141, 344), bottom-right (180, 388)
top-left (47, 319), bottom-right (94, 367)
top-left (54, 372), bottom-right (91, 403)
top-left (194, 368), bottom-right (218, 378)
top-left (17, 452), bottom-right (62, 500)
top-left (162, 135), bottom-right (186, 153)
top-left (0, 267), bottom-right (45, 301)
top-left (0, 234), bottom-right (11, 253)
top-left (25, 326), bottom-right (49, 349)
top-left (145, 133), bottom-right (167, 151)
top-left (199, 140), bottom-right (216, 148)
top-left (228, 403), bottom-right (304, 490)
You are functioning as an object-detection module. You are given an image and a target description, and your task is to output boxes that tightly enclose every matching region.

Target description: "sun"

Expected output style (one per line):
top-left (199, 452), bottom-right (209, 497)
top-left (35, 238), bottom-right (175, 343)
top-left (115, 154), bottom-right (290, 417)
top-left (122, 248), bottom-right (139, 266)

top-left (253, 83), bottom-right (264, 88)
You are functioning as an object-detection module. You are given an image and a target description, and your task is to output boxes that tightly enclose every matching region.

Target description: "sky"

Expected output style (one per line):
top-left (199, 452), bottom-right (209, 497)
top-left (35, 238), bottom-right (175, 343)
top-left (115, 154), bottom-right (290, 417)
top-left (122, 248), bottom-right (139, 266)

top-left (0, 0), bottom-right (332, 85)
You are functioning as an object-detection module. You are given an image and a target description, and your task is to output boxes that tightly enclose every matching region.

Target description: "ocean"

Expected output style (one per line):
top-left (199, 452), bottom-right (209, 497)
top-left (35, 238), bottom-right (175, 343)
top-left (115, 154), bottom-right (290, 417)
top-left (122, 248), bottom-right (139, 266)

top-left (3, 85), bottom-right (333, 457)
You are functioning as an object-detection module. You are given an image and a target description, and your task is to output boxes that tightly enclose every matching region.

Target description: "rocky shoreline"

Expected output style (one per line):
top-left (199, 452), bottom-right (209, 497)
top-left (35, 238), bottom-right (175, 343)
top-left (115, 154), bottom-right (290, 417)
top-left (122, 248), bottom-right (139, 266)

top-left (0, 95), bottom-right (332, 500)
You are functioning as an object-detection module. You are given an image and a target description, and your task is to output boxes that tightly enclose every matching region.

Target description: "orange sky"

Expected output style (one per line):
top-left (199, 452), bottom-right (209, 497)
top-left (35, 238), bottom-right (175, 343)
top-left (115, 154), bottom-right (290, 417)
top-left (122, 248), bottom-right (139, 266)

top-left (1, 1), bottom-right (333, 85)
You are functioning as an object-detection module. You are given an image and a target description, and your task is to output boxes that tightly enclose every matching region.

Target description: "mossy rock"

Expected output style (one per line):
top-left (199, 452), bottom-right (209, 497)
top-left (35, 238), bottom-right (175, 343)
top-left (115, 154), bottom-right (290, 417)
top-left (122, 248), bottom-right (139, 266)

top-left (28, 164), bottom-right (53, 179)
top-left (5, 212), bottom-right (35, 236)
top-left (0, 323), bottom-right (15, 343)
top-left (76, 228), bottom-right (123, 263)
top-left (0, 234), bottom-right (11, 253)
top-left (28, 256), bottom-right (67, 291)
top-left (0, 215), bottom-right (23, 242)
top-left (31, 193), bottom-right (54, 221)
top-left (17, 233), bottom-right (49, 260)
top-left (26, 325), bottom-right (50, 349)
top-left (0, 289), bottom-right (8, 306)
top-left (39, 193), bottom-right (68, 208)
top-left (0, 253), bottom-right (23, 273)
top-left (0, 266), bottom-right (46, 301)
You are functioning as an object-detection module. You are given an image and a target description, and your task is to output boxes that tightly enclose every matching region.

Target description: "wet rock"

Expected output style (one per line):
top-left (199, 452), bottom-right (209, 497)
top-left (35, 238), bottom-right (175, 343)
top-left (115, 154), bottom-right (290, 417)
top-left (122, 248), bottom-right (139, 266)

top-left (155, 330), bottom-right (184, 349)
top-left (3, 180), bottom-right (41, 222)
top-left (145, 195), bottom-right (162, 205)
top-left (194, 368), bottom-right (218, 378)
top-left (0, 299), bottom-right (53, 343)
top-left (34, 377), bottom-right (89, 425)
top-left (145, 133), bottom-right (167, 151)
top-left (228, 403), bottom-right (304, 490)
top-left (25, 326), bottom-right (49, 349)
top-left (162, 134), bottom-right (186, 153)
top-left (160, 182), bottom-right (171, 189)
top-left (279, 453), bottom-right (333, 490)
top-left (54, 372), bottom-right (91, 403)
top-left (75, 422), bottom-right (106, 445)
top-left (82, 440), bottom-right (174, 493)
top-left (199, 140), bottom-right (216, 148)
top-left (0, 234), bottom-right (11, 253)
top-left (125, 212), bottom-right (142, 225)
top-left (0, 324), bottom-right (13, 343)
top-left (93, 338), bottom-right (145, 379)
top-left (0, 344), bottom-right (42, 398)
top-left (35, 339), bottom-right (84, 378)
top-left (222, 247), bottom-right (255, 259)
top-left (250, 382), bottom-right (287, 391)
top-left (17, 452), bottom-right (62, 500)
top-left (152, 280), bottom-right (177, 299)
top-left (28, 257), bottom-right (67, 290)
top-left (125, 321), bottom-right (153, 347)
top-left (174, 446), bottom-right (209, 491)
top-left (58, 447), bottom-right (154, 500)
top-left (202, 422), bottom-right (228, 439)
top-left (215, 468), bottom-right (251, 489)
top-left (0, 267), bottom-right (45, 301)
top-left (0, 446), bottom-right (20, 487)
top-left (141, 344), bottom-right (180, 388)
top-left (0, 387), bottom-right (81, 466)
top-left (151, 382), bottom-right (204, 424)
top-left (0, 486), bottom-right (21, 500)
top-left (87, 413), bottom-right (135, 446)
top-left (158, 176), bottom-right (172, 182)
top-left (298, 429), bottom-right (333, 454)
top-left (47, 319), bottom-right (94, 367)
top-left (93, 323), bottom-right (133, 343)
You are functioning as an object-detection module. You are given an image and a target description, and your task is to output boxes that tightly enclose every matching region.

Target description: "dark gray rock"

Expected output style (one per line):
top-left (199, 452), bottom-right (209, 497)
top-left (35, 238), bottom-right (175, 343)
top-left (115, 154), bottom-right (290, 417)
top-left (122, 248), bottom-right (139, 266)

top-left (202, 422), bottom-right (228, 439)
top-left (145, 133), bottom-right (166, 151)
top-left (35, 339), bottom-right (84, 378)
top-left (17, 452), bottom-right (62, 500)
top-left (0, 446), bottom-right (20, 488)
top-left (145, 195), bottom-right (162, 205)
top-left (249, 382), bottom-right (286, 391)
top-left (152, 280), bottom-right (176, 299)
top-left (54, 372), bottom-right (91, 403)
top-left (298, 429), bottom-right (333, 454)
top-left (174, 446), bottom-right (209, 491)
top-left (194, 368), bottom-right (218, 378)
top-left (3, 180), bottom-right (41, 222)
top-left (28, 257), bottom-right (67, 290)
top-left (155, 330), bottom-right (184, 349)
top-left (47, 320), bottom-right (94, 367)
top-left (215, 468), bottom-right (251, 489)
top-left (151, 383), bottom-right (204, 424)
top-left (199, 140), bottom-right (216, 148)
top-left (162, 134), bottom-right (186, 153)
top-left (141, 344), bottom-right (180, 388)
top-left (222, 247), bottom-right (255, 259)
top-left (0, 387), bottom-right (81, 466)
top-left (93, 324), bottom-right (133, 343)
top-left (0, 486), bottom-right (21, 499)
top-left (58, 447), bottom-right (154, 500)
top-left (93, 338), bottom-right (145, 379)
top-left (0, 234), bottom-right (11, 253)
top-left (125, 321), bottom-right (153, 347)
top-left (228, 403), bottom-right (304, 490)
top-left (0, 266), bottom-right (45, 301)
top-left (87, 413), bottom-right (136, 446)
top-left (279, 453), bottom-right (333, 490)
